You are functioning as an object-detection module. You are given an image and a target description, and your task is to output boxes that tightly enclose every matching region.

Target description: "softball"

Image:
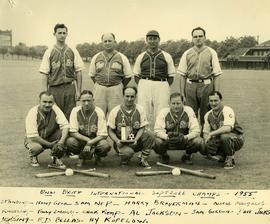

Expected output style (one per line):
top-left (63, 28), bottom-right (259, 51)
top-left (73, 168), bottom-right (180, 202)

top-left (172, 168), bottom-right (181, 176)
top-left (65, 168), bottom-right (74, 176)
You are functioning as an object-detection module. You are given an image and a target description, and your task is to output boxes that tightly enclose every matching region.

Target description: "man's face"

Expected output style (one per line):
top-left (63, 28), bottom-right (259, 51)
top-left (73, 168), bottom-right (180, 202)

top-left (80, 94), bottom-right (94, 111)
top-left (170, 96), bottom-right (183, 113)
top-left (192, 29), bottom-right (205, 48)
top-left (102, 34), bottom-right (116, 51)
top-left (54, 28), bottom-right (68, 43)
top-left (123, 88), bottom-right (136, 107)
top-left (39, 95), bottom-right (54, 113)
top-left (209, 94), bottom-right (222, 111)
top-left (146, 36), bottom-right (160, 50)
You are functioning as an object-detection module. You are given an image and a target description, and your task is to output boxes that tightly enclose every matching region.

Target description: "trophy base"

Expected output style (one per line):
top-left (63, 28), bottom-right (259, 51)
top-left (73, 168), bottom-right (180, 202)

top-left (120, 140), bottom-right (135, 144)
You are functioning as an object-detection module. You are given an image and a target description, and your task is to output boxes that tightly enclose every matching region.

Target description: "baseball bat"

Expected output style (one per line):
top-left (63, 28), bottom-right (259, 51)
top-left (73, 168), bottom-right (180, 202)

top-left (156, 162), bottom-right (216, 179)
top-left (135, 171), bottom-right (172, 176)
top-left (48, 165), bottom-right (110, 178)
top-left (35, 171), bottom-right (65, 178)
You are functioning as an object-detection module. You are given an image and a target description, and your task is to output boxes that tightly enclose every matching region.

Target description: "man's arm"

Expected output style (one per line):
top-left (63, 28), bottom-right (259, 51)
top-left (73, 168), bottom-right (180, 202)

top-left (133, 127), bottom-right (145, 144)
top-left (70, 132), bottom-right (106, 145)
top-left (213, 75), bottom-right (221, 91)
top-left (29, 136), bottom-right (55, 148)
top-left (75, 71), bottom-right (82, 99)
top-left (206, 126), bottom-right (232, 143)
top-left (58, 128), bottom-right (69, 145)
top-left (41, 73), bottom-right (48, 91)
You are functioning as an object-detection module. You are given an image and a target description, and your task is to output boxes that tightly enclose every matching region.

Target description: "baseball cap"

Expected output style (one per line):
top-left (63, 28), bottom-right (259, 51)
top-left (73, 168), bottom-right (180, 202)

top-left (146, 30), bottom-right (160, 37)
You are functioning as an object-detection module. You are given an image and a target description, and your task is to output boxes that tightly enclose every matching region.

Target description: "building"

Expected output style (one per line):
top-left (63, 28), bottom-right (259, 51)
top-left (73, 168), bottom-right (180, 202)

top-left (220, 41), bottom-right (270, 70)
top-left (0, 30), bottom-right (12, 48)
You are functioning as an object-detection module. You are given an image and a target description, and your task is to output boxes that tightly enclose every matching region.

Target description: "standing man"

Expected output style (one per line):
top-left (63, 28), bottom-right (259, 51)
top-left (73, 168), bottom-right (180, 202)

top-left (66, 90), bottom-right (111, 167)
top-left (40, 23), bottom-right (84, 119)
top-left (201, 91), bottom-right (244, 169)
top-left (154, 92), bottom-right (202, 165)
top-left (24, 91), bottom-right (69, 168)
top-left (133, 30), bottom-right (176, 127)
top-left (88, 33), bottom-right (133, 115)
top-left (107, 86), bottom-right (155, 169)
top-left (177, 27), bottom-right (222, 127)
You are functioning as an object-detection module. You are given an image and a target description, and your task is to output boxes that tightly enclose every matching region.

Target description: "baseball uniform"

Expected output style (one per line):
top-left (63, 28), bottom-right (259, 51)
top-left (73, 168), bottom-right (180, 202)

top-left (133, 49), bottom-right (175, 127)
top-left (203, 105), bottom-right (244, 157)
top-left (40, 44), bottom-right (84, 119)
top-left (24, 104), bottom-right (69, 157)
top-left (178, 46), bottom-right (222, 126)
top-left (89, 50), bottom-right (133, 114)
top-left (66, 105), bottom-right (110, 159)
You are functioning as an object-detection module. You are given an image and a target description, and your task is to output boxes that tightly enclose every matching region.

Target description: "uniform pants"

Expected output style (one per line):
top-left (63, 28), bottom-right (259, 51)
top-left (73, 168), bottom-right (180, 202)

top-left (154, 136), bottom-right (202, 155)
top-left (66, 137), bottom-right (111, 159)
top-left (94, 83), bottom-right (123, 115)
top-left (49, 83), bottom-right (76, 120)
top-left (204, 133), bottom-right (244, 156)
top-left (24, 130), bottom-right (62, 157)
top-left (185, 81), bottom-right (214, 126)
top-left (117, 131), bottom-right (155, 161)
top-left (137, 79), bottom-right (170, 128)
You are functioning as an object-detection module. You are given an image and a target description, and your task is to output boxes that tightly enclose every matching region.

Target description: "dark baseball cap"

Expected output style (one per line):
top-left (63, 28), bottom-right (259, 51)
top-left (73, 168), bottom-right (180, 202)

top-left (146, 30), bottom-right (160, 37)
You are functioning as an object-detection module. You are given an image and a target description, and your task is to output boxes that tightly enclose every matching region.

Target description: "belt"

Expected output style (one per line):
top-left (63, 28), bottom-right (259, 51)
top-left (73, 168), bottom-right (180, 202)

top-left (187, 78), bottom-right (211, 84)
top-left (141, 77), bottom-right (167, 82)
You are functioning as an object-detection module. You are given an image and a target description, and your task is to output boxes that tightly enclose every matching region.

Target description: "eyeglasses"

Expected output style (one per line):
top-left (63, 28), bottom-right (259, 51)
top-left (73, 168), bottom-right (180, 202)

top-left (193, 35), bottom-right (204, 38)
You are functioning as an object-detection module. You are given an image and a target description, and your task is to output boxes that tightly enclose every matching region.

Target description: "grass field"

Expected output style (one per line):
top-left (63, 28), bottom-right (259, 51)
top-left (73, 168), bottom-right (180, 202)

top-left (0, 59), bottom-right (269, 189)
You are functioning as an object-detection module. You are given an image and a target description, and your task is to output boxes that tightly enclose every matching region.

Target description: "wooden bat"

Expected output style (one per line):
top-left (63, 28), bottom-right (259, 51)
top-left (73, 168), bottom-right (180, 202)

top-left (135, 171), bottom-right (172, 176)
top-left (156, 162), bottom-right (216, 179)
top-left (48, 165), bottom-right (110, 178)
top-left (35, 171), bottom-right (65, 178)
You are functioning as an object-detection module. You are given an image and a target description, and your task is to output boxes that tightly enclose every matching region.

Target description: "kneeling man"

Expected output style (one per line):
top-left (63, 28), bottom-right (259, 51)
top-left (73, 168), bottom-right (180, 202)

top-left (24, 91), bottom-right (69, 168)
top-left (108, 86), bottom-right (155, 169)
top-left (66, 90), bottom-right (111, 167)
top-left (154, 92), bottom-right (202, 164)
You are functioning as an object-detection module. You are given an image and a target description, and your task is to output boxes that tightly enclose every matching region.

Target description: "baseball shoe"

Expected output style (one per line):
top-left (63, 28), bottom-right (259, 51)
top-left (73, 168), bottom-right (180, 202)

top-left (52, 157), bottom-right (66, 169)
top-left (76, 159), bottom-right (85, 168)
top-left (139, 158), bottom-right (151, 169)
top-left (30, 156), bottom-right (40, 167)
top-left (181, 153), bottom-right (193, 165)
top-left (159, 153), bottom-right (170, 164)
top-left (224, 157), bottom-right (235, 170)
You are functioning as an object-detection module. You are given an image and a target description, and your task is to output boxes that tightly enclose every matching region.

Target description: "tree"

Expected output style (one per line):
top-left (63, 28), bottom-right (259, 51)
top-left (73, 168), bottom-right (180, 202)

top-left (238, 36), bottom-right (258, 48)
top-left (217, 37), bottom-right (239, 58)
top-left (0, 47), bottom-right (8, 59)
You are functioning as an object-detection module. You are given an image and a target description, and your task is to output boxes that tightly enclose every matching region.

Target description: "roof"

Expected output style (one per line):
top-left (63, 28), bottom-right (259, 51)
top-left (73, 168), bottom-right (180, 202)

top-left (259, 40), bottom-right (270, 46)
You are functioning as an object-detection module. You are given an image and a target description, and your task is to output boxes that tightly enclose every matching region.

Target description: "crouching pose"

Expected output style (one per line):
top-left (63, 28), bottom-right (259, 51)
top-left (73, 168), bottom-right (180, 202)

top-left (108, 86), bottom-right (155, 169)
top-left (154, 92), bottom-right (202, 164)
top-left (24, 91), bottom-right (69, 168)
top-left (201, 91), bottom-right (244, 169)
top-left (66, 90), bottom-right (111, 167)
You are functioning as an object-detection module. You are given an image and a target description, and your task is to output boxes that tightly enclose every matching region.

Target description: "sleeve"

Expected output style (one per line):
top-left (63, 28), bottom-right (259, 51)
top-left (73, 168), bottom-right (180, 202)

top-left (154, 109), bottom-right (168, 140)
top-left (209, 48), bottom-right (222, 77)
top-left (133, 52), bottom-right (144, 75)
top-left (185, 107), bottom-right (200, 140)
top-left (53, 105), bottom-right (69, 130)
top-left (203, 112), bottom-right (211, 137)
top-left (107, 107), bottom-right (118, 129)
top-left (163, 51), bottom-right (176, 76)
top-left (73, 48), bottom-right (85, 72)
top-left (120, 53), bottom-right (133, 78)
top-left (88, 53), bottom-right (99, 77)
top-left (25, 107), bottom-right (39, 138)
top-left (137, 105), bottom-right (149, 128)
top-left (96, 108), bottom-right (108, 136)
top-left (223, 106), bottom-right (235, 128)
top-left (177, 50), bottom-right (188, 77)
top-left (69, 107), bottom-right (79, 133)
top-left (39, 49), bottom-right (51, 75)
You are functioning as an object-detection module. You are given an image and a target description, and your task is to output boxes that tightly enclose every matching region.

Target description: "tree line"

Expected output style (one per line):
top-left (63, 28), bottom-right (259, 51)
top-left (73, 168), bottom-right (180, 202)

top-left (0, 36), bottom-right (258, 63)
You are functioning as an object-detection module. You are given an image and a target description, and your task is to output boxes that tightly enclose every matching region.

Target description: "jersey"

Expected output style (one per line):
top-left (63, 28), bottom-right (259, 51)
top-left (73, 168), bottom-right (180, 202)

top-left (133, 50), bottom-right (175, 80)
top-left (69, 106), bottom-right (108, 138)
top-left (107, 104), bottom-right (148, 139)
top-left (154, 106), bottom-right (200, 140)
top-left (177, 46), bottom-right (222, 80)
top-left (39, 44), bottom-right (84, 86)
top-left (25, 104), bottom-right (69, 139)
top-left (203, 105), bottom-right (244, 136)
top-left (88, 50), bottom-right (133, 86)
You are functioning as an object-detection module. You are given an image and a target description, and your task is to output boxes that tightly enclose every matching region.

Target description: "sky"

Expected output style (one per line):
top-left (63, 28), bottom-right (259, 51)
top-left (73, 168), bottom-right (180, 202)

top-left (0, 0), bottom-right (269, 47)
